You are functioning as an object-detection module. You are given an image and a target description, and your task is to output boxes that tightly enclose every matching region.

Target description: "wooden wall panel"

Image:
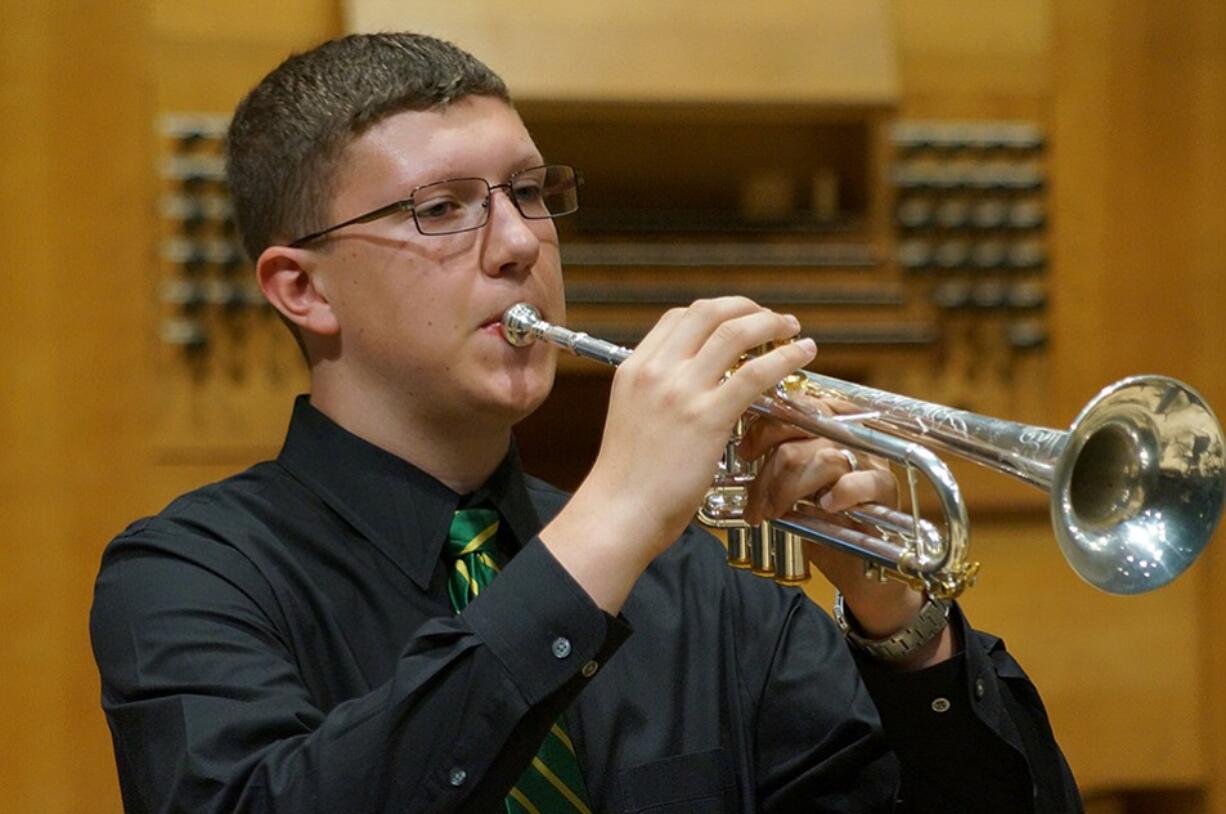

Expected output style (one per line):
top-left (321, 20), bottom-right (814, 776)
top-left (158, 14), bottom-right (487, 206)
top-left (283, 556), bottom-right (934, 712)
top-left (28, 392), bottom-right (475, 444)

top-left (1185, 7), bottom-right (1226, 808)
top-left (0, 2), bottom-right (339, 812)
top-left (153, 0), bottom-right (341, 111)
top-left (0, 2), bottom-right (156, 811)
top-left (1050, 1), bottom-right (1226, 809)
top-left (893, 0), bottom-right (1051, 119)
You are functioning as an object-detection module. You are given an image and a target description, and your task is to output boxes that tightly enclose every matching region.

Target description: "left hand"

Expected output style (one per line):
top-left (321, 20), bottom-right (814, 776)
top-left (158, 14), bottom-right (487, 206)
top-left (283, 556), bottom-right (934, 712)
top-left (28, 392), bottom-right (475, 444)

top-left (738, 396), bottom-right (955, 668)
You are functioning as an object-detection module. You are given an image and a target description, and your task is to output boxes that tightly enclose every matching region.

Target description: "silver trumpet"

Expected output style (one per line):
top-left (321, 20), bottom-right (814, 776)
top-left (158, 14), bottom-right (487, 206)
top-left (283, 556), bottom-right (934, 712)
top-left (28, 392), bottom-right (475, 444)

top-left (502, 303), bottom-right (1225, 598)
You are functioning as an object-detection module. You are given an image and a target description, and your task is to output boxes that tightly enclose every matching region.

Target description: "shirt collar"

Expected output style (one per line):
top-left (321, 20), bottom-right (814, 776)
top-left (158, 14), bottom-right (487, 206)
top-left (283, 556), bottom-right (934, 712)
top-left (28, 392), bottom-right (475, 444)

top-left (276, 396), bottom-right (542, 590)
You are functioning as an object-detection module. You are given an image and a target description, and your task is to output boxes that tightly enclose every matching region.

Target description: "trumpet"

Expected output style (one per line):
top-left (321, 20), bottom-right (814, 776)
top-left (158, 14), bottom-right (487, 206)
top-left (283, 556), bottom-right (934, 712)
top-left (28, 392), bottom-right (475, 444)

top-left (502, 303), bottom-right (1225, 598)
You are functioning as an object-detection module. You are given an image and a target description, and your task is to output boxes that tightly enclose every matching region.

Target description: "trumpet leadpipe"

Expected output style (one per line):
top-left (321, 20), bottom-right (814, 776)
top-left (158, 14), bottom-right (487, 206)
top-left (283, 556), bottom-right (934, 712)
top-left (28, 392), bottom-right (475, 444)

top-left (503, 303), bottom-right (631, 366)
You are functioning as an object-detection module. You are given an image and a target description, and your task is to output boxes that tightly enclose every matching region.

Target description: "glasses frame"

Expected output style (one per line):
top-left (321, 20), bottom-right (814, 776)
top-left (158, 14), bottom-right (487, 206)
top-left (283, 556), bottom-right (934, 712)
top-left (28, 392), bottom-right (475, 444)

top-left (287, 163), bottom-right (581, 247)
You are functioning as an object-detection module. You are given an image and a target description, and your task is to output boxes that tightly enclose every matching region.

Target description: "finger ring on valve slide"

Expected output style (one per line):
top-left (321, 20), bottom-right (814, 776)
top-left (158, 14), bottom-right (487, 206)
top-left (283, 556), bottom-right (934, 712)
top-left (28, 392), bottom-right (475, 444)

top-left (838, 449), bottom-right (860, 472)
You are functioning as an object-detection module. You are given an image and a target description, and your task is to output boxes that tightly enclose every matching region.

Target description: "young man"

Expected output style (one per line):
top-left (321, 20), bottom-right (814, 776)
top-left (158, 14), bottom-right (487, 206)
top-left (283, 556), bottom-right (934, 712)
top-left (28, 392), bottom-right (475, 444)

top-left (91, 33), bottom-right (1080, 813)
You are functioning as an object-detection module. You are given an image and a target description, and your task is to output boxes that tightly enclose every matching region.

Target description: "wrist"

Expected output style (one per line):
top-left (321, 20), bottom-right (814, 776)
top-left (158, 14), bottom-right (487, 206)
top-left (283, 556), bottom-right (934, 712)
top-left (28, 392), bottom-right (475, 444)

top-left (834, 590), bottom-right (952, 667)
top-left (539, 482), bottom-right (664, 614)
top-left (837, 583), bottom-right (925, 637)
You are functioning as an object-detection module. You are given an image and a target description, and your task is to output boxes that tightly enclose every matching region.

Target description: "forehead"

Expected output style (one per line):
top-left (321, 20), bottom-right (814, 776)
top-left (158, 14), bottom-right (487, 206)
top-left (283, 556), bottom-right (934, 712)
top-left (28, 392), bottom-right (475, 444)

top-left (337, 96), bottom-right (542, 196)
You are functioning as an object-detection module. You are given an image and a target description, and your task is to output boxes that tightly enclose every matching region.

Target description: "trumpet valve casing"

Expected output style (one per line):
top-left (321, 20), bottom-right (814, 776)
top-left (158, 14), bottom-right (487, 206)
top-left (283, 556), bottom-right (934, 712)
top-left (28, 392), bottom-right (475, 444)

top-left (771, 527), bottom-right (810, 585)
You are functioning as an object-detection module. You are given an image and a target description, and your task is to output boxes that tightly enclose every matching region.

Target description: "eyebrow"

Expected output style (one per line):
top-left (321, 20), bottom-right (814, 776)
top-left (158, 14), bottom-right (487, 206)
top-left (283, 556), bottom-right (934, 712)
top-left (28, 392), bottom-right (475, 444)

top-left (504, 155), bottom-right (548, 177)
top-left (395, 156), bottom-right (547, 192)
top-left (432, 159), bottom-right (551, 192)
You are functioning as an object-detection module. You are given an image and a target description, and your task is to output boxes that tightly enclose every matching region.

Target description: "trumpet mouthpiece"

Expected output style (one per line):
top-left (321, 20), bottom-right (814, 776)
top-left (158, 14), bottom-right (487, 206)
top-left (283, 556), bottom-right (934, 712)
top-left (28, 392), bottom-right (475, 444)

top-left (502, 303), bottom-right (541, 347)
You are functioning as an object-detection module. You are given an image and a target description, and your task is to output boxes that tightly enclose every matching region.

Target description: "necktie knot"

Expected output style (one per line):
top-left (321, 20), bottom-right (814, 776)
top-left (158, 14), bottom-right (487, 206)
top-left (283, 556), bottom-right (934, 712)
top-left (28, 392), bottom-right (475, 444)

top-left (445, 506), bottom-right (501, 611)
top-left (445, 506), bottom-right (501, 560)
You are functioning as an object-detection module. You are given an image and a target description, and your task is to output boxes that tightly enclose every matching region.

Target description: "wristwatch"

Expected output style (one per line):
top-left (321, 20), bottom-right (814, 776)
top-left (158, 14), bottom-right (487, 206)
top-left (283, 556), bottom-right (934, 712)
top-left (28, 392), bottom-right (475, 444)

top-left (833, 591), bottom-right (951, 662)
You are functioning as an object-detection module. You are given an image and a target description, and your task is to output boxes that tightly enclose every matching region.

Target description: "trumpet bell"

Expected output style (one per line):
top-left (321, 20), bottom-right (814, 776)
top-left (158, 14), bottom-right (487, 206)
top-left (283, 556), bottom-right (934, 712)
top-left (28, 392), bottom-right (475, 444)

top-left (1054, 376), bottom-right (1226, 594)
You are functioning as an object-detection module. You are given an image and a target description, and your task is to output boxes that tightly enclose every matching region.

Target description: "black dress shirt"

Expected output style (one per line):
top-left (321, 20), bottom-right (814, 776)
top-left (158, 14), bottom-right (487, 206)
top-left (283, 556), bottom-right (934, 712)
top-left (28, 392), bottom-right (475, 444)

top-left (91, 397), bottom-right (1081, 813)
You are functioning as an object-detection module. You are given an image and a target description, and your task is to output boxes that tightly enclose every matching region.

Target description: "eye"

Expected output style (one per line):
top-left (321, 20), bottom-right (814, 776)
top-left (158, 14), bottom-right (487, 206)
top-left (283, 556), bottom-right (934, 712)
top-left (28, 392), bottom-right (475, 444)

top-left (414, 194), bottom-right (466, 222)
top-left (512, 179), bottom-right (544, 205)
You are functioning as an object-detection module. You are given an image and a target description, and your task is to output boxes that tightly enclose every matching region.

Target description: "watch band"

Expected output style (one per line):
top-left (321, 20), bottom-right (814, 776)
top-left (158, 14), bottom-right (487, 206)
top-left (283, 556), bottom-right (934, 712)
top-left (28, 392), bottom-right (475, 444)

top-left (833, 591), bottom-right (950, 662)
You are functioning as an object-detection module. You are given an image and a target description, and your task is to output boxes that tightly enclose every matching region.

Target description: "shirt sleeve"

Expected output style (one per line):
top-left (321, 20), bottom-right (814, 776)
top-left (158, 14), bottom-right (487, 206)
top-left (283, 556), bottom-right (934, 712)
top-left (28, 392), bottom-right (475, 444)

top-left (90, 524), bottom-right (628, 814)
top-left (852, 604), bottom-right (1083, 813)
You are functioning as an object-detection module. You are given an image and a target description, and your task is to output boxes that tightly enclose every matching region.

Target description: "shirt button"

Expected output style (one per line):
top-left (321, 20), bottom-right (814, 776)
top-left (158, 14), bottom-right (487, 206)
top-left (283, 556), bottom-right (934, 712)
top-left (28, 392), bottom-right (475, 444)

top-left (449, 768), bottom-right (467, 787)
top-left (581, 660), bottom-right (599, 678)
top-left (551, 636), bottom-right (572, 659)
top-left (931, 697), bottom-right (951, 713)
top-left (974, 678), bottom-right (986, 700)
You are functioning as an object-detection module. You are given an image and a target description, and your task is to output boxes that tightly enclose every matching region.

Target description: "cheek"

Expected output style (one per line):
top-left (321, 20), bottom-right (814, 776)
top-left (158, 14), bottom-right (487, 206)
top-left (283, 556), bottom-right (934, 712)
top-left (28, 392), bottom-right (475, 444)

top-left (334, 251), bottom-right (440, 322)
top-left (329, 277), bottom-right (424, 356)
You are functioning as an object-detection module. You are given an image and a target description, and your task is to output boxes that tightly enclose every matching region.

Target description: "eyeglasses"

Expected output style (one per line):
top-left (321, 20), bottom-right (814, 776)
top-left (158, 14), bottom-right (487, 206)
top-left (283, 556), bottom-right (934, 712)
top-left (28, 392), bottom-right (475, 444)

top-left (288, 164), bottom-right (581, 246)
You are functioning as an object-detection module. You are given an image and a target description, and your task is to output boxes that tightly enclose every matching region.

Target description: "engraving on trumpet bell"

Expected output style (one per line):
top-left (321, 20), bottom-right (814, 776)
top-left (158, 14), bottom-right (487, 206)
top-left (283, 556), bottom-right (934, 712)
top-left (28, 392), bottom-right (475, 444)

top-left (1018, 426), bottom-right (1068, 458)
top-left (854, 388), bottom-right (973, 438)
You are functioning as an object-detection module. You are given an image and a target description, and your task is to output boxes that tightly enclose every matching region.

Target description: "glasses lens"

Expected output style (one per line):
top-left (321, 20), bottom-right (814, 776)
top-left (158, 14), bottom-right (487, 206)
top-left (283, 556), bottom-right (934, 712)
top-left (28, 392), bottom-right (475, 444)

top-left (512, 165), bottom-right (579, 219)
top-left (412, 178), bottom-right (490, 235)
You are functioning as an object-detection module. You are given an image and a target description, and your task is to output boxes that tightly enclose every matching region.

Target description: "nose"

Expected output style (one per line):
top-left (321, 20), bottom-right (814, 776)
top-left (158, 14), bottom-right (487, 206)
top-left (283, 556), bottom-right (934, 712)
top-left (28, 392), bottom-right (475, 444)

top-left (479, 185), bottom-right (542, 277)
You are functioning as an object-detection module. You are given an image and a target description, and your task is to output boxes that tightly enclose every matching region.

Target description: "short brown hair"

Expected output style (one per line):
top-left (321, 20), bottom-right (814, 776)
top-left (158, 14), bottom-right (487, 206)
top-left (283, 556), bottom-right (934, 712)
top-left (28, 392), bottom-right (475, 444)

top-left (226, 32), bottom-right (510, 261)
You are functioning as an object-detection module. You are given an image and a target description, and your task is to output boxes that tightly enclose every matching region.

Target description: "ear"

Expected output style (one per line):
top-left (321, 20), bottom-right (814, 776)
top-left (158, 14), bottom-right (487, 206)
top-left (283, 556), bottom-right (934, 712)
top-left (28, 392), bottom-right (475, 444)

top-left (255, 245), bottom-right (340, 338)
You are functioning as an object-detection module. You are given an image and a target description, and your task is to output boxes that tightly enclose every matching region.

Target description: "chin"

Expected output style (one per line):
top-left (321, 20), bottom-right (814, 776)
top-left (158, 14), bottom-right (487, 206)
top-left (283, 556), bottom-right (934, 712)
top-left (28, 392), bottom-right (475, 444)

top-left (482, 359), bottom-right (556, 425)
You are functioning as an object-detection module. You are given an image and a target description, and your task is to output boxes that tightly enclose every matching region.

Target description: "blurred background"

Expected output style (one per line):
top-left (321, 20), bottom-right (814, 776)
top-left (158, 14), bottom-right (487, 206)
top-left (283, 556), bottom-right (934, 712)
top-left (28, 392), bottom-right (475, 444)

top-left (2, 1), bottom-right (1223, 811)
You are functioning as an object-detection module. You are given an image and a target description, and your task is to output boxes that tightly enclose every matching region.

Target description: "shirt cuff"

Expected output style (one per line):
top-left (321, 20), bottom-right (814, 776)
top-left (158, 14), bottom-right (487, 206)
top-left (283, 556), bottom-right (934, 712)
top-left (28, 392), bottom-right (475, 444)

top-left (464, 536), bottom-right (631, 706)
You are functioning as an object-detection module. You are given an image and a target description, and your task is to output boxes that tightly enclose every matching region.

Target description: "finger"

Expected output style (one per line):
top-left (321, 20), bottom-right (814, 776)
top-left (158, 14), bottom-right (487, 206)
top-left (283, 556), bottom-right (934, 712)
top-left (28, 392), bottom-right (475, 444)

top-left (737, 416), bottom-right (813, 462)
top-left (739, 399), bottom-right (900, 465)
top-left (638, 296), bottom-right (770, 361)
top-left (690, 307), bottom-right (802, 383)
top-left (818, 468), bottom-right (899, 514)
top-left (744, 441), bottom-right (853, 524)
top-left (625, 306), bottom-right (687, 359)
top-left (823, 396), bottom-right (863, 417)
top-left (857, 450), bottom-right (893, 474)
top-left (717, 337), bottom-right (816, 413)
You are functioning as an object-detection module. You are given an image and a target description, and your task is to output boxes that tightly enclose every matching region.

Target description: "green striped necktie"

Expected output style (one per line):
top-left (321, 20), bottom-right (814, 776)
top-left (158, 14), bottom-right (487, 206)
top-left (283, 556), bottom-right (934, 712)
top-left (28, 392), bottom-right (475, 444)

top-left (445, 507), bottom-right (594, 814)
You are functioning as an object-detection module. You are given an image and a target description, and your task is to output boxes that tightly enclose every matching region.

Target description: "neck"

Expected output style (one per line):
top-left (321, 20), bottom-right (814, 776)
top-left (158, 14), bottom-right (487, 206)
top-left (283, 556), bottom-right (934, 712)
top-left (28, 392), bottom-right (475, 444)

top-left (309, 381), bottom-right (512, 495)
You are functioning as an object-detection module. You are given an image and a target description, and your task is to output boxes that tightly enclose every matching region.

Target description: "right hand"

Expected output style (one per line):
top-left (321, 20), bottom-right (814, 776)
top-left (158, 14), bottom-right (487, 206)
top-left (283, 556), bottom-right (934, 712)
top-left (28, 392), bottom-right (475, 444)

top-left (539, 297), bottom-right (816, 611)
